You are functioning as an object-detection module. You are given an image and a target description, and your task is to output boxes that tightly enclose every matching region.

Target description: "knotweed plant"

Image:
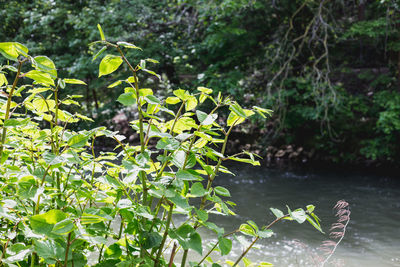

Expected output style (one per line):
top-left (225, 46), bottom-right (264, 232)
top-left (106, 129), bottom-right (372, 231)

top-left (0, 26), bottom-right (324, 267)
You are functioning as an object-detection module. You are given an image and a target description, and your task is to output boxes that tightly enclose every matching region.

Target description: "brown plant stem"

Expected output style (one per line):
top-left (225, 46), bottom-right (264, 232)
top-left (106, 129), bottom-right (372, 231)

top-left (232, 214), bottom-right (288, 267)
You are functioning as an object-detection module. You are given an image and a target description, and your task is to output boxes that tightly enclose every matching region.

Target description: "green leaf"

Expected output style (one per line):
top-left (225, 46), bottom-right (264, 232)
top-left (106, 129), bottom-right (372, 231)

top-left (0, 73), bottom-right (7, 87)
top-left (142, 232), bottom-right (163, 249)
top-left (214, 186), bottom-right (231, 197)
top-left (104, 243), bottom-right (122, 259)
top-left (68, 134), bottom-right (89, 148)
top-left (190, 182), bottom-right (207, 197)
top-left (156, 137), bottom-right (180, 151)
top-left (306, 214), bottom-right (324, 233)
top-left (80, 213), bottom-right (109, 224)
top-left (25, 70), bottom-right (55, 86)
top-left (258, 229), bottom-right (273, 238)
top-left (172, 225), bottom-right (203, 255)
top-left (145, 95), bottom-right (161, 104)
top-left (230, 102), bottom-right (247, 118)
top-left (185, 95), bottom-right (198, 111)
top-left (288, 207), bottom-right (307, 224)
top-left (197, 86), bottom-right (213, 94)
top-left (117, 92), bottom-right (136, 106)
top-left (239, 223), bottom-right (256, 237)
top-left (93, 45), bottom-right (107, 61)
top-left (0, 42), bottom-right (19, 61)
top-left (97, 24), bottom-right (105, 41)
top-left (33, 56), bottom-right (57, 78)
top-left (218, 237), bottom-right (232, 256)
top-left (63, 78), bottom-right (87, 85)
top-left (98, 54), bottom-right (123, 77)
top-left (52, 218), bottom-right (75, 235)
top-left (30, 210), bottom-right (68, 235)
top-left (270, 208), bottom-right (284, 218)
top-left (176, 170), bottom-right (202, 181)
top-left (166, 96), bottom-right (181, 104)
top-left (117, 41), bottom-right (142, 50)
top-left (196, 110), bottom-right (218, 125)
top-left (34, 240), bottom-right (65, 264)
top-left (195, 209), bottom-right (208, 222)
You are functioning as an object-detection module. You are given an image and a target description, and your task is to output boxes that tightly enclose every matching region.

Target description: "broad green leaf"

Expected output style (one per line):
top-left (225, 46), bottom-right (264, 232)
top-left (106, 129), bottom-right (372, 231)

top-left (30, 210), bottom-right (68, 235)
top-left (0, 42), bottom-right (19, 61)
top-left (117, 92), bottom-right (136, 106)
top-left (270, 208), bottom-right (284, 218)
top-left (185, 95), bottom-right (198, 111)
top-left (142, 232), bottom-right (163, 249)
top-left (145, 95), bottom-right (160, 104)
top-left (68, 134), bottom-right (89, 148)
top-left (33, 56), bottom-right (57, 78)
top-left (25, 70), bottom-right (55, 86)
top-left (97, 24), bottom-right (105, 40)
top-left (258, 229), bottom-right (273, 238)
top-left (156, 137), bottom-right (180, 151)
top-left (98, 54), bottom-right (123, 77)
top-left (196, 209), bottom-right (208, 222)
top-left (172, 225), bottom-right (203, 255)
top-left (166, 96), bottom-right (181, 104)
top-left (17, 176), bottom-right (37, 199)
top-left (196, 110), bottom-right (218, 125)
top-left (52, 218), bottom-right (75, 235)
top-left (142, 68), bottom-right (161, 80)
top-left (246, 220), bottom-right (259, 232)
top-left (176, 169), bottom-right (202, 181)
top-left (4, 118), bottom-right (29, 127)
top-left (239, 223), bottom-right (256, 237)
top-left (230, 102), bottom-right (247, 118)
top-left (291, 208), bottom-right (307, 223)
top-left (173, 89), bottom-right (189, 100)
top-left (34, 240), bottom-right (64, 264)
top-left (227, 112), bottom-right (244, 126)
top-left (63, 78), bottom-right (87, 85)
top-left (218, 237), bottom-right (232, 256)
top-left (4, 244), bottom-right (32, 263)
top-left (214, 186), bottom-right (231, 197)
top-left (190, 182), bottom-right (207, 197)
top-left (32, 98), bottom-right (55, 113)
top-left (105, 243), bottom-right (122, 259)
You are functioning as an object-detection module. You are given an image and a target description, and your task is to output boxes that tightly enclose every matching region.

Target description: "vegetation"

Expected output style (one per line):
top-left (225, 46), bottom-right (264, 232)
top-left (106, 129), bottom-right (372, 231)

top-left (1, 0), bottom-right (400, 166)
top-left (0, 25), bottom-right (327, 266)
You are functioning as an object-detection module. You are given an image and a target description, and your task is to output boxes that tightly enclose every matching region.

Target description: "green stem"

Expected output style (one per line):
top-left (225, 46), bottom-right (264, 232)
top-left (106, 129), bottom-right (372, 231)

top-left (155, 203), bottom-right (174, 267)
top-left (0, 60), bottom-right (23, 160)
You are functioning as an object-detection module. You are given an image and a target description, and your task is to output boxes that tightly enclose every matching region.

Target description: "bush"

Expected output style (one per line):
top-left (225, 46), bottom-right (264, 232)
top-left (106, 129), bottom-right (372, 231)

top-left (0, 27), bottom-right (322, 266)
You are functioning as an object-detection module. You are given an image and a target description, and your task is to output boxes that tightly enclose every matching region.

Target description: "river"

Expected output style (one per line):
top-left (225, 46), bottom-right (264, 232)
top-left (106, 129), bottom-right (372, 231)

top-left (188, 165), bottom-right (400, 267)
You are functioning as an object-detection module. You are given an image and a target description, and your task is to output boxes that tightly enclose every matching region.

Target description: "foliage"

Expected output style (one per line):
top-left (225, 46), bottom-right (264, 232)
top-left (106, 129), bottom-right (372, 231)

top-left (0, 30), bottom-right (325, 266)
top-left (2, 0), bottom-right (399, 165)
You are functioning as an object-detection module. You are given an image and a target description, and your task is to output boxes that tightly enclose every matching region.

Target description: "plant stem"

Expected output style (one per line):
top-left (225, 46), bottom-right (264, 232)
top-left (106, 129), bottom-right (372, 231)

top-left (155, 203), bottom-right (174, 267)
top-left (233, 214), bottom-right (288, 267)
top-left (0, 60), bottom-right (23, 160)
top-left (63, 232), bottom-right (72, 267)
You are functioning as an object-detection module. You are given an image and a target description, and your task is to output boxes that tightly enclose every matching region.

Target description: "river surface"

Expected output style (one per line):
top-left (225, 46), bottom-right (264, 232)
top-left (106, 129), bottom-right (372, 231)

top-left (186, 165), bottom-right (400, 267)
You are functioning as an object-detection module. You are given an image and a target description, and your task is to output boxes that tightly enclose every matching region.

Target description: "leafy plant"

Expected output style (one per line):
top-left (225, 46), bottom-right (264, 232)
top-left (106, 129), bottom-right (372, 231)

top-left (0, 26), bottom-right (324, 267)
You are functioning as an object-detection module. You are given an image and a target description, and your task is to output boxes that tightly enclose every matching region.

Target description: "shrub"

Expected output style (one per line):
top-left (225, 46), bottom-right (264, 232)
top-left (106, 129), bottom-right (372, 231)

top-left (0, 26), bottom-right (323, 267)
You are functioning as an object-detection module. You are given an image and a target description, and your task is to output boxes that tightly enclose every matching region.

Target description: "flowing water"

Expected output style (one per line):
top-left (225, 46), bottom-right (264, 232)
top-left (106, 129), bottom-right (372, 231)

top-left (188, 165), bottom-right (400, 267)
